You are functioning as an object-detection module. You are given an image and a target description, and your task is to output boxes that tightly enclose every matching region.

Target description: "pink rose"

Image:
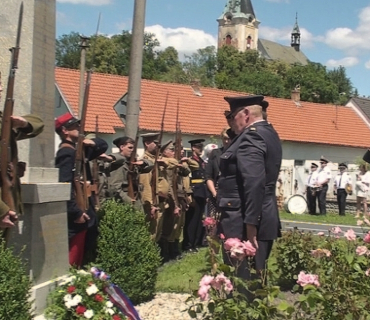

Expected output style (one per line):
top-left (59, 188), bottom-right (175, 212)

top-left (297, 271), bottom-right (320, 287)
top-left (317, 232), bottom-right (325, 236)
top-left (357, 220), bottom-right (364, 226)
top-left (212, 273), bottom-right (233, 294)
top-left (331, 227), bottom-right (342, 235)
top-left (199, 275), bottom-right (214, 287)
top-left (219, 233), bottom-right (225, 240)
top-left (224, 238), bottom-right (242, 251)
top-left (364, 232), bottom-right (370, 244)
top-left (344, 229), bottom-right (356, 241)
top-left (230, 246), bottom-right (246, 261)
top-left (356, 246), bottom-right (369, 256)
top-left (203, 217), bottom-right (216, 227)
top-left (242, 240), bottom-right (257, 257)
top-left (311, 249), bottom-right (331, 258)
top-left (198, 285), bottom-right (210, 301)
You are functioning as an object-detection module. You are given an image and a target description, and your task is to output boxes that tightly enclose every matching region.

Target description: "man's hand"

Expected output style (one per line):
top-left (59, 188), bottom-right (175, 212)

top-left (0, 210), bottom-right (18, 229)
top-left (74, 212), bottom-right (90, 224)
top-left (83, 139), bottom-right (95, 147)
top-left (11, 116), bottom-right (28, 130)
top-left (132, 160), bottom-right (144, 166)
top-left (98, 153), bottom-right (114, 162)
top-left (150, 206), bottom-right (158, 219)
top-left (180, 157), bottom-right (189, 162)
top-left (246, 224), bottom-right (258, 250)
top-left (157, 158), bottom-right (167, 167)
top-left (174, 206), bottom-right (180, 216)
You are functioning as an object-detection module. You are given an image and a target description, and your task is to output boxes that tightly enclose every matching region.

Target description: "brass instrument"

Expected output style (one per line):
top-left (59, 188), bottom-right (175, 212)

top-left (346, 183), bottom-right (353, 195)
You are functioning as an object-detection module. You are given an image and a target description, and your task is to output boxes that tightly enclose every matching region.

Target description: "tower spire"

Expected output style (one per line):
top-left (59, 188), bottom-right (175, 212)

top-left (291, 12), bottom-right (301, 52)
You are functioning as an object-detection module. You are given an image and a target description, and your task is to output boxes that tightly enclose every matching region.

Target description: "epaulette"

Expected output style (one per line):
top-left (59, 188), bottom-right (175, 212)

top-left (250, 126), bottom-right (256, 131)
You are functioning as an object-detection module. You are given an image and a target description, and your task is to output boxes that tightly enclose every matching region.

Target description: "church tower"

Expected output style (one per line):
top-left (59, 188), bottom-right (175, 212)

top-left (291, 13), bottom-right (301, 52)
top-left (217, 0), bottom-right (260, 52)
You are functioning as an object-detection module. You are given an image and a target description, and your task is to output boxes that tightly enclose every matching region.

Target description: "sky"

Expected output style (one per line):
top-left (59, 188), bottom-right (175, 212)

top-left (56, 0), bottom-right (370, 98)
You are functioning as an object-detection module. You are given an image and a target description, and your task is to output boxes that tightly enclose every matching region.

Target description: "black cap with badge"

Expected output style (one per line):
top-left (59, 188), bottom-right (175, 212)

top-left (224, 95), bottom-right (266, 119)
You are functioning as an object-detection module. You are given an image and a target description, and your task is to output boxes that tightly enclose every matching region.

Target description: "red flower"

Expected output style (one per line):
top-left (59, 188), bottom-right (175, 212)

top-left (76, 305), bottom-right (87, 315)
top-left (67, 286), bottom-right (76, 294)
top-left (112, 315), bottom-right (121, 320)
top-left (94, 294), bottom-right (104, 302)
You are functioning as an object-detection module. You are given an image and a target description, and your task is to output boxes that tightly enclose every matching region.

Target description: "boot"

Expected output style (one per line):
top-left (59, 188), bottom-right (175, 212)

top-left (168, 241), bottom-right (176, 260)
top-left (173, 239), bottom-right (183, 260)
top-left (158, 239), bottom-right (170, 263)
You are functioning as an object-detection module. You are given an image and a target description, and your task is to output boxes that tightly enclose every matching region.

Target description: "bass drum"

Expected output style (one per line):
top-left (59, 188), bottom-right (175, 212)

top-left (284, 195), bottom-right (307, 215)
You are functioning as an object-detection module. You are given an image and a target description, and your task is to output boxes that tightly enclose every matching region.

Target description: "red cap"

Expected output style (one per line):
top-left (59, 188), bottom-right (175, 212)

top-left (55, 113), bottom-right (80, 131)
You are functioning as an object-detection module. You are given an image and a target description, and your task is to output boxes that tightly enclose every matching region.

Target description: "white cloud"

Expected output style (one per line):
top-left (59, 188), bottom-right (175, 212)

top-left (326, 57), bottom-right (359, 68)
top-left (322, 5), bottom-right (370, 55)
top-left (57, 0), bottom-right (112, 5)
top-left (145, 25), bottom-right (217, 56)
top-left (365, 60), bottom-right (370, 69)
top-left (259, 26), bottom-right (315, 48)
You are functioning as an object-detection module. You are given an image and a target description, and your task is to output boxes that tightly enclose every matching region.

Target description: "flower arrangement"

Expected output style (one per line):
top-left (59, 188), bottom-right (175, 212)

top-left (45, 268), bottom-right (126, 320)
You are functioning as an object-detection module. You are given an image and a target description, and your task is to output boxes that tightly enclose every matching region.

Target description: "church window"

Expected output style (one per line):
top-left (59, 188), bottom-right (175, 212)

top-left (226, 35), bottom-right (232, 45)
top-left (247, 36), bottom-right (252, 49)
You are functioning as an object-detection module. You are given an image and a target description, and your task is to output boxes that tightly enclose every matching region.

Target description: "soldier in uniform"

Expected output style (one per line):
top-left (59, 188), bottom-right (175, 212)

top-left (139, 133), bottom-right (171, 261)
top-left (55, 113), bottom-right (108, 267)
top-left (0, 115), bottom-right (44, 230)
top-left (306, 163), bottom-right (319, 215)
top-left (218, 95), bottom-right (282, 282)
top-left (103, 136), bottom-right (153, 210)
top-left (333, 163), bottom-right (352, 216)
top-left (183, 139), bottom-right (207, 252)
top-left (316, 156), bottom-right (332, 215)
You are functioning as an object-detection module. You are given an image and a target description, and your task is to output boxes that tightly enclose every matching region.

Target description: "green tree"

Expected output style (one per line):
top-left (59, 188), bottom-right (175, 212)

top-left (56, 31), bottom-right (81, 69)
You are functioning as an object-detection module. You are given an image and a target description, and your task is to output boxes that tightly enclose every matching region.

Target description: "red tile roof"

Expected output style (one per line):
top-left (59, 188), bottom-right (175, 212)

top-left (55, 67), bottom-right (370, 148)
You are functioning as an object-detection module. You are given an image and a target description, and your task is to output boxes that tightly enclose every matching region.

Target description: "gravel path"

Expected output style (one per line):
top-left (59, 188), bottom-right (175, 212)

top-left (135, 292), bottom-right (196, 320)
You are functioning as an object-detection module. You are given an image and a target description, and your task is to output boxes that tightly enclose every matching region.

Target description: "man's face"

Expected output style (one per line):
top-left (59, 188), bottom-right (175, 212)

top-left (230, 108), bottom-right (248, 134)
top-left (120, 142), bottom-right (134, 158)
top-left (62, 122), bottom-right (80, 140)
top-left (192, 144), bottom-right (203, 156)
top-left (339, 167), bottom-right (345, 173)
top-left (320, 161), bottom-right (327, 168)
top-left (163, 147), bottom-right (175, 158)
top-left (311, 166), bottom-right (317, 172)
top-left (145, 140), bottom-right (158, 154)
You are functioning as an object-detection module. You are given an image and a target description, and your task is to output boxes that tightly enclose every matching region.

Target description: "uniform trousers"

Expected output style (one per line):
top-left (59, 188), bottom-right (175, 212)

top-left (317, 184), bottom-right (328, 215)
top-left (306, 187), bottom-right (317, 215)
top-left (183, 196), bottom-right (206, 250)
top-left (69, 230), bottom-right (87, 268)
top-left (336, 189), bottom-right (347, 216)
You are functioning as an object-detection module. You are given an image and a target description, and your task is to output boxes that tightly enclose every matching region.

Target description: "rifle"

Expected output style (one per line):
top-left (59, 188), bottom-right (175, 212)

top-left (151, 92), bottom-right (168, 206)
top-left (1, 3), bottom-right (23, 244)
top-left (172, 99), bottom-right (181, 208)
top-left (91, 115), bottom-right (100, 210)
top-left (73, 14), bottom-right (100, 213)
top-left (127, 134), bottom-right (139, 201)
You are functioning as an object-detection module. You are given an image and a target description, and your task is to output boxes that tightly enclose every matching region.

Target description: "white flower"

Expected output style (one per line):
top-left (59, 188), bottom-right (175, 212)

top-left (105, 301), bottom-right (113, 308)
top-left (86, 284), bottom-right (99, 296)
top-left (77, 270), bottom-right (90, 275)
top-left (104, 307), bottom-right (115, 315)
top-left (72, 294), bottom-right (82, 304)
top-left (63, 294), bottom-right (72, 302)
top-left (64, 300), bottom-right (73, 309)
top-left (59, 276), bottom-right (76, 286)
top-left (84, 309), bottom-right (94, 319)
top-left (68, 299), bottom-right (79, 307)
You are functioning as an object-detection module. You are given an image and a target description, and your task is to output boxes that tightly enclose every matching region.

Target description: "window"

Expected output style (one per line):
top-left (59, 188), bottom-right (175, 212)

top-left (225, 35), bottom-right (232, 45)
top-left (294, 160), bottom-right (304, 166)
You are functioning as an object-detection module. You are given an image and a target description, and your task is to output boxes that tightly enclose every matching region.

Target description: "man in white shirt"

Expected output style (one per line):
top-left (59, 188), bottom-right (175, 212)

top-left (334, 163), bottom-right (352, 216)
top-left (316, 156), bottom-right (332, 215)
top-left (306, 163), bottom-right (319, 215)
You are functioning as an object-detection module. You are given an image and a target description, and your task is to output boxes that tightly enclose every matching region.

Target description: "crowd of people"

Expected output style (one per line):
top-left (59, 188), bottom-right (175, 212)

top-left (305, 157), bottom-right (370, 217)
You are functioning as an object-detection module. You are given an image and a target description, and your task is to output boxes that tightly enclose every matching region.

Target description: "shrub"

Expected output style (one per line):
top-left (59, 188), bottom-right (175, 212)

top-left (0, 239), bottom-right (33, 319)
top-left (96, 200), bottom-right (161, 304)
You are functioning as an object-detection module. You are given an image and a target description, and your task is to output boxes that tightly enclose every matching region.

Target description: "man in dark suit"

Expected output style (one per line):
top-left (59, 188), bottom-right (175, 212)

top-left (217, 95), bottom-right (282, 281)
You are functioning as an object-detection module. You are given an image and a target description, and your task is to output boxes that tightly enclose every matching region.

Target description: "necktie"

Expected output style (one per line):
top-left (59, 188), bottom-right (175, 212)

top-left (338, 174), bottom-right (342, 189)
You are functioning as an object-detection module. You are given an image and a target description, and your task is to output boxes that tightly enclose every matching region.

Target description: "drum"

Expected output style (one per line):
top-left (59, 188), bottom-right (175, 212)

top-left (284, 195), bottom-right (307, 215)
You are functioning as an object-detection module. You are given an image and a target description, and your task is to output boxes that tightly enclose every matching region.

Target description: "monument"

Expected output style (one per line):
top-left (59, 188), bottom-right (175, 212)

top-left (0, 0), bottom-right (70, 315)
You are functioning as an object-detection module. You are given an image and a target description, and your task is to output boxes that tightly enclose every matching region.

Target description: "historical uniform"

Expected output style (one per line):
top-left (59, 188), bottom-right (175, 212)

top-left (183, 139), bottom-right (207, 252)
top-left (218, 95), bottom-right (282, 280)
top-left (334, 163), bottom-right (352, 216)
top-left (0, 114), bottom-right (44, 221)
top-left (55, 113), bottom-right (108, 267)
top-left (316, 156), bottom-right (332, 215)
top-left (306, 163), bottom-right (319, 215)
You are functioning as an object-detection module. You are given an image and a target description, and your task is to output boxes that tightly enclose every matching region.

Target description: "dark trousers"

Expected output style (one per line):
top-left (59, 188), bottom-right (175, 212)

top-left (306, 187), bottom-right (317, 214)
top-left (317, 184), bottom-right (328, 215)
top-left (337, 189), bottom-right (347, 216)
top-left (183, 197), bottom-right (205, 250)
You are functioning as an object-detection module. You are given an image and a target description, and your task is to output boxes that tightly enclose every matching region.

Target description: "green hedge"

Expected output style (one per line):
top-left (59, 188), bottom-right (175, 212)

top-left (0, 238), bottom-right (32, 319)
top-left (96, 201), bottom-right (161, 304)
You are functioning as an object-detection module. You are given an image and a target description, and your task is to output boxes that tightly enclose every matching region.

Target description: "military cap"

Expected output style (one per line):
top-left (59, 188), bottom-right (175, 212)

top-left (141, 132), bottom-right (159, 142)
top-left (338, 163), bottom-right (347, 169)
top-left (160, 140), bottom-right (173, 153)
top-left (55, 112), bottom-right (80, 131)
top-left (224, 95), bottom-right (265, 118)
top-left (311, 163), bottom-right (318, 168)
top-left (188, 139), bottom-right (205, 147)
top-left (113, 136), bottom-right (134, 148)
top-left (320, 156), bottom-right (329, 163)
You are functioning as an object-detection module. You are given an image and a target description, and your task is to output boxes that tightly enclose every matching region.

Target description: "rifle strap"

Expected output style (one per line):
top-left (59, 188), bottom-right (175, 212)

top-left (59, 143), bottom-right (76, 151)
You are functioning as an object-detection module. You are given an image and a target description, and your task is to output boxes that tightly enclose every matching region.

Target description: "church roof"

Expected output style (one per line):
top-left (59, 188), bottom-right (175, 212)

top-left (258, 39), bottom-right (308, 66)
top-left (219, 0), bottom-right (256, 20)
top-left (292, 16), bottom-right (300, 34)
top-left (348, 96), bottom-right (370, 121)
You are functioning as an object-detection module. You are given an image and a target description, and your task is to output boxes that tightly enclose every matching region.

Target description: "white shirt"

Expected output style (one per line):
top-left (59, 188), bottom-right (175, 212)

top-left (306, 170), bottom-right (318, 187)
top-left (359, 171), bottom-right (370, 192)
top-left (317, 166), bottom-right (331, 185)
top-left (334, 172), bottom-right (352, 189)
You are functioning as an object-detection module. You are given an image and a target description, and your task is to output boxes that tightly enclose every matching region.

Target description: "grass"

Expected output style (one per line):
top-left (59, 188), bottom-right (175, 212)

top-left (156, 248), bottom-right (208, 293)
top-left (280, 211), bottom-right (359, 226)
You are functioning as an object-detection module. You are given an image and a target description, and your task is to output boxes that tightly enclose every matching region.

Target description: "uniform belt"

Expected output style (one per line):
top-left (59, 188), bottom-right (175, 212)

top-left (191, 179), bottom-right (205, 184)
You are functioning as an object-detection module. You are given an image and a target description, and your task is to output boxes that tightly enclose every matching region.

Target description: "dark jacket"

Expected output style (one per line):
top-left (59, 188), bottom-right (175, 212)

top-left (217, 121), bottom-right (282, 241)
top-left (55, 138), bottom-right (108, 238)
top-left (205, 147), bottom-right (223, 185)
top-left (190, 155), bottom-right (207, 199)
